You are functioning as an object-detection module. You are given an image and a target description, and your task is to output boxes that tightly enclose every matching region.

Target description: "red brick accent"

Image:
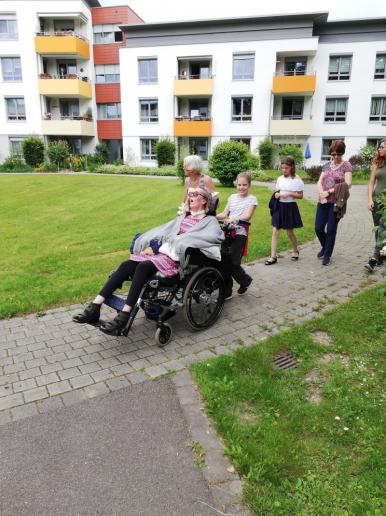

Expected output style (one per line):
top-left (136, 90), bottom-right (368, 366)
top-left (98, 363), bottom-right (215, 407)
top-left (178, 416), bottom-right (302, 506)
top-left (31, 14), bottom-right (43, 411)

top-left (97, 120), bottom-right (122, 139)
top-left (93, 43), bottom-right (124, 65)
top-left (95, 83), bottom-right (121, 103)
top-left (91, 6), bottom-right (143, 25)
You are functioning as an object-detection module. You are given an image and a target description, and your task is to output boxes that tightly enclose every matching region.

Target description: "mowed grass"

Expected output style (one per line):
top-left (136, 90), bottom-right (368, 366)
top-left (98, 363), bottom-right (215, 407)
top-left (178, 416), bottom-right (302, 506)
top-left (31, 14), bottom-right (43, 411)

top-left (0, 174), bottom-right (316, 318)
top-left (191, 285), bottom-right (386, 515)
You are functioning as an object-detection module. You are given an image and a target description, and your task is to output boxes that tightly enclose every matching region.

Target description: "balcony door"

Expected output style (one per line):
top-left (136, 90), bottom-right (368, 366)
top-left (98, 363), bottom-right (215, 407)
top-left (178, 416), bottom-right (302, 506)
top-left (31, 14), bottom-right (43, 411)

top-left (282, 98), bottom-right (304, 119)
top-left (57, 60), bottom-right (77, 77)
top-left (189, 99), bottom-right (209, 119)
top-left (60, 99), bottom-right (79, 118)
top-left (284, 57), bottom-right (307, 76)
top-left (189, 61), bottom-right (210, 79)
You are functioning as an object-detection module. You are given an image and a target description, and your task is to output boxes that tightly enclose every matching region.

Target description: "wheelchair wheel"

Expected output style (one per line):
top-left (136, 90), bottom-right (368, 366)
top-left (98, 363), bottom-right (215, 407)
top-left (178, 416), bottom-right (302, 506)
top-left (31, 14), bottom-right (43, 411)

top-left (155, 323), bottom-right (172, 348)
top-left (183, 267), bottom-right (225, 330)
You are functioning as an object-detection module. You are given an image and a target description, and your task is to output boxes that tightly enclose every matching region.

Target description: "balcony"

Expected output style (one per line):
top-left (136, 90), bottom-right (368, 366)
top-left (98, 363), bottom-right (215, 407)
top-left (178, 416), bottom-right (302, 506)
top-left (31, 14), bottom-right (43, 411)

top-left (35, 32), bottom-right (90, 59)
top-left (272, 73), bottom-right (316, 95)
top-left (270, 116), bottom-right (312, 136)
top-left (42, 116), bottom-right (94, 136)
top-left (38, 75), bottom-right (92, 98)
top-left (174, 76), bottom-right (213, 97)
top-left (174, 117), bottom-right (212, 137)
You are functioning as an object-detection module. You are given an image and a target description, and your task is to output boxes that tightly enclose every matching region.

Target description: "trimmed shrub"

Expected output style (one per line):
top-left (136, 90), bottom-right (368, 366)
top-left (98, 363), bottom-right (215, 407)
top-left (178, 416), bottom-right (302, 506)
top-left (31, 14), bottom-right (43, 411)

top-left (155, 139), bottom-right (176, 167)
top-left (245, 154), bottom-right (260, 170)
top-left (209, 140), bottom-right (250, 186)
top-left (258, 138), bottom-right (275, 170)
top-left (359, 144), bottom-right (377, 169)
top-left (94, 142), bottom-right (109, 164)
top-left (0, 154), bottom-right (33, 172)
top-left (349, 154), bottom-right (365, 170)
top-left (277, 144), bottom-right (303, 165)
top-left (47, 140), bottom-right (70, 169)
top-left (94, 164), bottom-right (177, 176)
top-left (176, 159), bottom-right (185, 184)
top-left (305, 165), bottom-right (322, 182)
top-left (34, 161), bottom-right (58, 172)
top-left (22, 136), bottom-right (45, 167)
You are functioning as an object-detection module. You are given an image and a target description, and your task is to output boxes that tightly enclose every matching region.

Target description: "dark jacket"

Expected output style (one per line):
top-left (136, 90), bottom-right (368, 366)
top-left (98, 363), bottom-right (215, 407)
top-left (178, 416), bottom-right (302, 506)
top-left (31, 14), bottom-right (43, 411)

top-left (333, 182), bottom-right (350, 219)
top-left (269, 192), bottom-right (280, 216)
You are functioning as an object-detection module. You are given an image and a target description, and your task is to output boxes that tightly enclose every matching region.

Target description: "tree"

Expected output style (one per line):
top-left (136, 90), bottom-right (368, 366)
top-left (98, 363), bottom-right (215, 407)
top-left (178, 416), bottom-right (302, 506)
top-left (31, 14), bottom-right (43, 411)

top-left (209, 140), bottom-right (250, 186)
top-left (22, 136), bottom-right (45, 167)
top-left (258, 138), bottom-right (275, 170)
top-left (277, 144), bottom-right (303, 165)
top-left (359, 144), bottom-right (377, 169)
top-left (94, 142), bottom-right (109, 163)
top-left (47, 140), bottom-right (70, 169)
top-left (155, 139), bottom-right (176, 166)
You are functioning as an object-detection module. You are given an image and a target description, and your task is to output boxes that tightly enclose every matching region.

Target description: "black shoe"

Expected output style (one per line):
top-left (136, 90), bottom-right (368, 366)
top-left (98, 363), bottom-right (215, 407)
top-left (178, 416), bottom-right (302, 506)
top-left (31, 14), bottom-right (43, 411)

top-left (365, 258), bottom-right (377, 273)
top-left (73, 302), bottom-right (101, 324)
top-left (264, 257), bottom-right (277, 265)
top-left (100, 311), bottom-right (130, 336)
top-left (317, 249), bottom-right (324, 259)
top-left (376, 257), bottom-right (384, 266)
top-left (238, 278), bottom-right (252, 295)
top-left (322, 256), bottom-right (331, 266)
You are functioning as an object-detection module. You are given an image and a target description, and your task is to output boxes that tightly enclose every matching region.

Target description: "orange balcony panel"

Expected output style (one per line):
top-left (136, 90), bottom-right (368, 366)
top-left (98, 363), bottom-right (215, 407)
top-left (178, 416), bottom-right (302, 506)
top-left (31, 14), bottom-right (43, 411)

top-left (97, 120), bottom-right (122, 139)
top-left (272, 74), bottom-right (316, 94)
top-left (174, 120), bottom-right (212, 137)
top-left (35, 35), bottom-right (89, 59)
top-left (95, 83), bottom-right (121, 103)
top-left (93, 43), bottom-right (124, 65)
top-left (174, 79), bottom-right (213, 96)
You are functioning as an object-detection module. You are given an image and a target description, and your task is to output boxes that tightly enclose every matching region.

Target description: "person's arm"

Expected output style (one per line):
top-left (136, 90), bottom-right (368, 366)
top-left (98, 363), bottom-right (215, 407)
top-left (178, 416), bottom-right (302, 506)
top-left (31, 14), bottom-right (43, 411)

top-left (183, 178), bottom-right (189, 201)
top-left (216, 201), bottom-right (230, 221)
top-left (233, 204), bottom-right (256, 222)
top-left (317, 171), bottom-right (330, 201)
top-left (367, 165), bottom-right (377, 210)
top-left (280, 191), bottom-right (303, 199)
top-left (204, 175), bottom-right (216, 193)
top-left (344, 163), bottom-right (353, 188)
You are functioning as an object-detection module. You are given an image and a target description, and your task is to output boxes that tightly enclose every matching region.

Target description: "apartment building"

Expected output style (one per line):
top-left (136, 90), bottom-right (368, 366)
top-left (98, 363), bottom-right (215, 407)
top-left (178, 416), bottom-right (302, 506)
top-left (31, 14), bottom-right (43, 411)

top-left (0, 0), bottom-right (142, 161)
top-left (119, 13), bottom-right (386, 166)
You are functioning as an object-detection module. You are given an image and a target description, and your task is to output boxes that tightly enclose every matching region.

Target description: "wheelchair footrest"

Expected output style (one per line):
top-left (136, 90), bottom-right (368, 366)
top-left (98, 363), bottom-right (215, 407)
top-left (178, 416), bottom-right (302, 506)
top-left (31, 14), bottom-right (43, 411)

top-left (104, 295), bottom-right (125, 312)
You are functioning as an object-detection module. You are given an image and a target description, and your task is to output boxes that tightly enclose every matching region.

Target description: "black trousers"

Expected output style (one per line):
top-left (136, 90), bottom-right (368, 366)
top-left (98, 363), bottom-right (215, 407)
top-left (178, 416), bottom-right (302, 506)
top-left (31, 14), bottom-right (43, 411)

top-left (222, 235), bottom-right (252, 295)
top-left (99, 259), bottom-right (157, 307)
top-left (315, 203), bottom-right (340, 259)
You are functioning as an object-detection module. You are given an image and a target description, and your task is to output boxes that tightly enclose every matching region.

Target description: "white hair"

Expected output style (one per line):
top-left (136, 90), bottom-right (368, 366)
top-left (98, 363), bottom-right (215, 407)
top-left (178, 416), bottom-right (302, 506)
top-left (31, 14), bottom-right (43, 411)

top-left (183, 155), bottom-right (203, 174)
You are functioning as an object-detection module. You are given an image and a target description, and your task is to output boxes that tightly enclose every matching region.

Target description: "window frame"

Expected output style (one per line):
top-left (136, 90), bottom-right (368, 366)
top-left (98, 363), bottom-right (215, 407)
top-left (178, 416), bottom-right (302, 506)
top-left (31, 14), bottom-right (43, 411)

top-left (138, 58), bottom-right (158, 84)
top-left (139, 98), bottom-right (158, 123)
top-left (231, 96), bottom-right (253, 122)
top-left (232, 53), bottom-right (255, 81)
top-left (95, 64), bottom-right (120, 84)
top-left (1, 56), bottom-right (22, 81)
top-left (0, 15), bottom-right (18, 40)
top-left (140, 138), bottom-right (158, 160)
top-left (324, 97), bottom-right (348, 123)
top-left (9, 136), bottom-right (25, 154)
top-left (369, 96), bottom-right (386, 122)
top-left (328, 54), bottom-right (352, 81)
top-left (5, 96), bottom-right (25, 121)
top-left (97, 102), bottom-right (121, 120)
top-left (374, 53), bottom-right (386, 80)
top-left (321, 137), bottom-right (345, 161)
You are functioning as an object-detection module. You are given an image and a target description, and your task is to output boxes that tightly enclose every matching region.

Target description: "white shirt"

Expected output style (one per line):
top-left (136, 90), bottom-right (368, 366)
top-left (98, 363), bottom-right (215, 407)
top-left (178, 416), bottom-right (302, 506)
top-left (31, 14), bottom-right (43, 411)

top-left (227, 194), bottom-right (258, 219)
top-left (276, 176), bottom-right (304, 203)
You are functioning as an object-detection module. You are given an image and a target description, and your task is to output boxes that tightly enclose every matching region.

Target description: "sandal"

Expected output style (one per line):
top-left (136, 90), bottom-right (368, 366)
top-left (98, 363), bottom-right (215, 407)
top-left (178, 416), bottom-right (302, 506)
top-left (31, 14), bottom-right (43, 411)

top-left (100, 311), bottom-right (130, 336)
top-left (291, 250), bottom-right (299, 261)
top-left (264, 257), bottom-right (277, 265)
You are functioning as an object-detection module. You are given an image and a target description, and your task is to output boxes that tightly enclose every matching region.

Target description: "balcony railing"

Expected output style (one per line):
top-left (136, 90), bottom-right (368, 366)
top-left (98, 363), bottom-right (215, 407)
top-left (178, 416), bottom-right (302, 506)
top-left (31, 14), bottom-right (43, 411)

top-left (274, 70), bottom-right (314, 76)
top-left (271, 115), bottom-right (312, 120)
top-left (35, 31), bottom-right (89, 42)
top-left (43, 115), bottom-right (92, 121)
top-left (39, 73), bottom-right (90, 82)
top-left (174, 115), bottom-right (211, 121)
top-left (176, 73), bottom-right (213, 80)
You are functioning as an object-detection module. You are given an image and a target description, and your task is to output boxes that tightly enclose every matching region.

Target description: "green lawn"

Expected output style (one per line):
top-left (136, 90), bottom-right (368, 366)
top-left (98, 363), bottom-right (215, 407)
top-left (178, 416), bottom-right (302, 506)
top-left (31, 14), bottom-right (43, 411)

top-left (0, 174), bottom-right (315, 318)
top-left (191, 285), bottom-right (386, 515)
top-left (252, 169), bottom-right (370, 185)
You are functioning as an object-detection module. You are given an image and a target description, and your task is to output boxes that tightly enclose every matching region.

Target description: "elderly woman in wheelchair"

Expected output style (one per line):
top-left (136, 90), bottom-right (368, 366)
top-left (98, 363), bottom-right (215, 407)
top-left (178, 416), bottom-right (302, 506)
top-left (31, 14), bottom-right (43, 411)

top-left (73, 187), bottom-right (225, 346)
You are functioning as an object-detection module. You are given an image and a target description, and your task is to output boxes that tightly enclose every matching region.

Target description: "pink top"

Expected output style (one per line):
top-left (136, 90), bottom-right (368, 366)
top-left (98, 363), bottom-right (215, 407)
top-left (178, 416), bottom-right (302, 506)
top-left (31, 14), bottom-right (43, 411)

top-left (321, 160), bottom-right (352, 203)
top-left (130, 215), bottom-right (203, 277)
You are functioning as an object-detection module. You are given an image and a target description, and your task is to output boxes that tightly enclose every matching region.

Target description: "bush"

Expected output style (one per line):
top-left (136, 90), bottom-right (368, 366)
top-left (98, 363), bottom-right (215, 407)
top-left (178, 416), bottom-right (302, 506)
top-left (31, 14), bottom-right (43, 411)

top-left (94, 164), bottom-right (177, 176)
top-left (209, 140), bottom-right (250, 186)
top-left (22, 136), bottom-right (45, 167)
top-left (258, 138), bottom-right (276, 170)
top-left (47, 140), bottom-right (70, 169)
top-left (94, 142), bottom-right (109, 164)
top-left (34, 161), bottom-right (58, 172)
top-left (71, 155), bottom-right (87, 172)
top-left (245, 154), bottom-right (260, 170)
top-left (349, 154), bottom-right (365, 170)
top-left (0, 154), bottom-right (33, 172)
top-left (155, 139), bottom-right (176, 167)
top-left (113, 158), bottom-right (124, 166)
top-left (359, 144), bottom-right (377, 168)
top-left (176, 159), bottom-right (185, 184)
top-left (305, 165), bottom-right (322, 182)
top-left (277, 144), bottom-right (303, 165)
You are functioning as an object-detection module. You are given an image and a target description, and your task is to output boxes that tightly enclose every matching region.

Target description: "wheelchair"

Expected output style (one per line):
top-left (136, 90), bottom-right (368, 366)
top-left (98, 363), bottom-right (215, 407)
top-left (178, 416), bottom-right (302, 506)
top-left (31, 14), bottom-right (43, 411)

top-left (99, 249), bottom-right (226, 348)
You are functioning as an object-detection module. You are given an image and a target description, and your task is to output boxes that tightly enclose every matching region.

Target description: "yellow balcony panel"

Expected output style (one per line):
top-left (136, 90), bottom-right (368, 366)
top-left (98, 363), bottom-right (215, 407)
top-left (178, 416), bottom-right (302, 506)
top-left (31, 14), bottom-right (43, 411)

top-left (35, 35), bottom-right (89, 59)
top-left (270, 118), bottom-right (312, 136)
top-left (42, 119), bottom-right (94, 137)
top-left (272, 74), bottom-right (316, 95)
top-left (173, 78), bottom-right (213, 96)
top-left (39, 78), bottom-right (92, 98)
top-left (174, 119), bottom-right (212, 137)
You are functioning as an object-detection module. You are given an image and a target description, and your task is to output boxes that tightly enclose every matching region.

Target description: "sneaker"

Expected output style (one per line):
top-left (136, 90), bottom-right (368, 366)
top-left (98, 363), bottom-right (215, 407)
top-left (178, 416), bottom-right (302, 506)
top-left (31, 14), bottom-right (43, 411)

top-left (238, 278), bottom-right (252, 295)
top-left (100, 311), bottom-right (130, 336)
top-left (224, 292), bottom-right (233, 301)
top-left (72, 302), bottom-right (101, 324)
top-left (364, 258), bottom-right (377, 273)
top-left (322, 256), bottom-right (331, 266)
top-left (317, 249), bottom-right (325, 259)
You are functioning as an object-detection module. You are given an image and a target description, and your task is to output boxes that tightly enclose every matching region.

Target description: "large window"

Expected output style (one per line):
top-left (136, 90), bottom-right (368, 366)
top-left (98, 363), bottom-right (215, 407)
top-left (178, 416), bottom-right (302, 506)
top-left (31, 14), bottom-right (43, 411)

top-left (139, 99), bottom-right (158, 123)
top-left (232, 96), bottom-right (252, 121)
top-left (1, 57), bottom-right (22, 81)
top-left (230, 137), bottom-right (251, 150)
top-left (324, 97), bottom-right (348, 122)
top-left (93, 24), bottom-right (123, 44)
top-left (328, 55), bottom-right (352, 81)
top-left (138, 58), bottom-right (157, 84)
top-left (0, 14), bottom-right (18, 40)
top-left (140, 138), bottom-right (158, 160)
top-left (233, 53), bottom-right (254, 80)
top-left (369, 97), bottom-right (386, 122)
top-left (95, 64), bottom-right (120, 83)
top-left (9, 136), bottom-right (25, 154)
top-left (189, 138), bottom-right (208, 160)
top-left (5, 97), bottom-right (25, 120)
top-left (374, 53), bottom-right (386, 79)
top-left (321, 137), bottom-right (345, 161)
top-left (97, 103), bottom-right (121, 119)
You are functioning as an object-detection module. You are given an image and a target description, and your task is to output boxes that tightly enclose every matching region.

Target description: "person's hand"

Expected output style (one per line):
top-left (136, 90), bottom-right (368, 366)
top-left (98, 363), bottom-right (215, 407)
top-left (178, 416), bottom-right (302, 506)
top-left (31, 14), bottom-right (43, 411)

top-left (140, 247), bottom-right (154, 256)
top-left (368, 200), bottom-right (374, 211)
top-left (274, 192), bottom-right (280, 199)
top-left (320, 191), bottom-right (329, 199)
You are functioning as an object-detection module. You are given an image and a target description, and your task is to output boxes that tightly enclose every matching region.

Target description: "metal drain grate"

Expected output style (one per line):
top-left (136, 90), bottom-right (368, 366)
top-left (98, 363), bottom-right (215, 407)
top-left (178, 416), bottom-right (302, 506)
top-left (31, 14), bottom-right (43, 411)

top-left (272, 350), bottom-right (297, 370)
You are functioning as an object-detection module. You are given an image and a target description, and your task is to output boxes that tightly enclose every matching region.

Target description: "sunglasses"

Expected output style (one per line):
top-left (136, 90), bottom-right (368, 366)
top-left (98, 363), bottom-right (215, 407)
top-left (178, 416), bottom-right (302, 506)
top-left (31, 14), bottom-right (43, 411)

top-left (188, 191), bottom-right (204, 198)
top-left (330, 153), bottom-right (343, 157)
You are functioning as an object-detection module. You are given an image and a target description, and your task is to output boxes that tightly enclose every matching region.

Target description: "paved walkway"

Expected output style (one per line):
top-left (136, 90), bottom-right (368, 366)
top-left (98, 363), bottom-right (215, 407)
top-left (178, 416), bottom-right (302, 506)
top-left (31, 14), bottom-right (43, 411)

top-left (0, 185), bottom-right (384, 422)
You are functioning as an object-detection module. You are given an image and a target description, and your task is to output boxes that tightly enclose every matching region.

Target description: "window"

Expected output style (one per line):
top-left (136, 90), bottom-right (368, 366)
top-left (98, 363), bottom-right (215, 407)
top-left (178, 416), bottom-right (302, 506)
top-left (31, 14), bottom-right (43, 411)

top-left (281, 98), bottom-right (304, 119)
top-left (138, 58), bottom-right (157, 84)
top-left (54, 19), bottom-right (74, 32)
top-left (93, 24), bottom-right (123, 44)
top-left (97, 103), bottom-right (121, 119)
top-left (230, 137), bottom-right (251, 150)
top-left (57, 60), bottom-right (77, 77)
top-left (9, 136), bottom-right (25, 154)
top-left (374, 53), bottom-right (386, 79)
top-left (139, 99), bottom-right (158, 123)
top-left (233, 54), bottom-right (254, 80)
top-left (232, 97), bottom-right (252, 121)
top-left (140, 138), bottom-right (157, 160)
top-left (5, 97), bottom-right (25, 120)
top-left (1, 57), bottom-right (22, 81)
top-left (369, 97), bottom-right (386, 122)
top-left (324, 98), bottom-right (348, 122)
top-left (189, 138), bottom-right (208, 160)
top-left (0, 14), bottom-right (18, 40)
top-left (328, 55), bottom-right (352, 80)
top-left (60, 100), bottom-right (79, 117)
top-left (95, 64), bottom-right (120, 83)
top-left (321, 137), bottom-right (345, 161)
top-left (284, 57), bottom-right (307, 76)
top-left (367, 138), bottom-right (383, 148)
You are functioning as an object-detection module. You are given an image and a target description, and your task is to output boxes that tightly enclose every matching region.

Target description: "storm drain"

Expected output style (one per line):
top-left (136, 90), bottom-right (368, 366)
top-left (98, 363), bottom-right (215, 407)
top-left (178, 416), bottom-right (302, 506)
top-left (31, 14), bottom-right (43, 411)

top-left (272, 350), bottom-right (297, 370)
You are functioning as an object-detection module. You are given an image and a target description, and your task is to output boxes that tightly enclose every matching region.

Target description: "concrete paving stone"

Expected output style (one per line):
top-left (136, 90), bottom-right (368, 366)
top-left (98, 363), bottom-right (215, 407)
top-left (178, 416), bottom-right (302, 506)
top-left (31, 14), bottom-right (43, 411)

top-left (46, 352), bottom-right (67, 364)
top-left (84, 343), bottom-right (105, 354)
top-left (38, 396), bottom-right (64, 414)
top-left (18, 367), bottom-right (42, 380)
top-left (13, 378), bottom-right (37, 393)
top-left (61, 389), bottom-right (88, 406)
top-left (98, 357), bottom-right (121, 369)
top-left (144, 365), bottom-right (168, 379)
top-left (36, 372), bottom-right (60, 386)
top-left (61, 357), bottom-right (83, 369)
top-left (68, 338), bottom-right (87, 349)
top-left (105, 376), bottom-right (131, 391)
top-left (12, 352), bottom-right (34, 365)
top-left (7, 345), bottom-right (28, 357)
top-left (202, 449), bottom-right (238, 483)
top-left (40, 362), bottom-right (63, 375)
top-left (110, 363), bottom-right (134, 376)
top-left (213, 346), bottom-right (231, 356)
top-left (130, 358), bottom-right (152, 371)
top-left (173, 370), bottom-right (194, 388)
top-left (99, 348), bottom-right (121, 359)
top-left (11, 402), bottom-right (38, 421)
top-left (27, 340), bottom-right (47, 351)
top-left (3, 362), bottom-right (26, 375)
top-left (65, 348), bottom-right (86, 360)
top-left (47, 380), bottom-right (72, 396)
top-left (23, 386), bottom-right (49, 403)
top-left (0, 410), bottom-right (11, 426)
top-left (0, 349), bottom-right (8, 359)
top-left (163, 359), bottom-right (186, 372)
top-left (126, 371), bottom-right (149, 384)
top-left (135, 347), bottom-right (157, 359)
top-left (0, 357), bottom-right (14, 368)
top-left (58, 367), bottom-right (82, 381)
top-left (0, 393), bottom-right (24, 411)
top-left (69, 374), bottom-right (94, 389)
top-left (0, 385), bottom-right (13, 397)
top-left (90, 369), bottom-right (114, 383)
top-left (116, 351), bottom-right (138, 364)
top-left (78, 362), bottom-right (102, 375)
top-left (81, 352), bottom-right (103, 364)
top-left (0, 373), bottom-right (18, 387)
top-left (147, 353), bottom-right (169, 366)
top-left (32, 348), bottom-right (53, 359)
top-left (83, 382), bottom-right (110, 399)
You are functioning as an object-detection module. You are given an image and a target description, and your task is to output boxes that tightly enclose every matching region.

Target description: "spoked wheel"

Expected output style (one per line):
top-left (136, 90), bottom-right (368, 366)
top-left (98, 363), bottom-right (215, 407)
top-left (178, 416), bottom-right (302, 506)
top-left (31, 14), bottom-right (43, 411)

top-left (183, 267), bottom-right (225, 330)
top-left (154, 323), bottom-right (172, 347)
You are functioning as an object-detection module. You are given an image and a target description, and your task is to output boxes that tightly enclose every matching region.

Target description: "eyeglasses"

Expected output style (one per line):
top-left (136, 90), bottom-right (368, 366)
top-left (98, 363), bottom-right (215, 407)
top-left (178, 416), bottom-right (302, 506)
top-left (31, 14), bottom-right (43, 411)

top-left (188, 191), bottom-right (203, 198)
top-left (378, 145), bottom-right (386, 150)
top-left (330, 153), bottom-right (343, 157)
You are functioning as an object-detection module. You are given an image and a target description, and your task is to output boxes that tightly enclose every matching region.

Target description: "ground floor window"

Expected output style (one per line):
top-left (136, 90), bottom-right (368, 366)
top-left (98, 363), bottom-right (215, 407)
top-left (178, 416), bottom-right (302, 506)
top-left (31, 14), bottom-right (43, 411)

top-left (103, 139), bottom-right (123, 162)
top-left (140, 138), bottom-right (158, 160)
top-left (48, 137), bottom-right (82, 155)
top-left (321, 137), bottom-right (345, 161)
top-left (9, 136), bottom-right (25, 154)
top-left (230, 137), bottom-right (251, 150)
top-left (367, 138), bottom-right (383, 148)
top-left (189, 137), bottom-right (208, 160)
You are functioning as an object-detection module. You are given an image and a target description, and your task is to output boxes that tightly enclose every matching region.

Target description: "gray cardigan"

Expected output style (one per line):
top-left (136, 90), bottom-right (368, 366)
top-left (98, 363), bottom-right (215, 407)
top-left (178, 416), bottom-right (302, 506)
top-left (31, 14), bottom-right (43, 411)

top-left (132, 214), bottom-right (224, 269)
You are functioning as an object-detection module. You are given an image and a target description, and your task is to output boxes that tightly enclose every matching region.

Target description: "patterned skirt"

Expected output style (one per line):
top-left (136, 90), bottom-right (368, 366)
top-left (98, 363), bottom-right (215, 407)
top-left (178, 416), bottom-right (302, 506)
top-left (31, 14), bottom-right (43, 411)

top-left (130, 253), bottom-right (179, 277)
